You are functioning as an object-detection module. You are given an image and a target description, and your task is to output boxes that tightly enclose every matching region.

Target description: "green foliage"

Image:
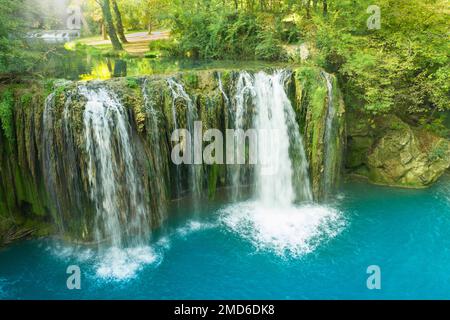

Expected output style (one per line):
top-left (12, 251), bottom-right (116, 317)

top-left (0, 0), bottom-right (27, 74)
top-left (148, 39), bottom-right (178, 57)
top-left (255, 31), bottom-right (287, 61)
top-left (0, 90), bottom-right (15, 144)
top-left (171, 8), bottom-right (286, 61)
top-left (313, 0), bottom-right (449, 115)
top-left (0, 0), bottom-right (70, 76)
top-left (126, 77), bottom-right (139, 89)
top-left (1, 0), bottom-right (447, 120)
top-left (418, 115), bottom-right (450, 138)
top-left (20, 92), bottom-right (33, 106)
top-left (54, 85), bottom-right (66, 97)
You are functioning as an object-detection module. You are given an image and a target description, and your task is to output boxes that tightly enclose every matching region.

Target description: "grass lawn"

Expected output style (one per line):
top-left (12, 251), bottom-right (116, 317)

top-left (72, 30), bottom-right (170, 57)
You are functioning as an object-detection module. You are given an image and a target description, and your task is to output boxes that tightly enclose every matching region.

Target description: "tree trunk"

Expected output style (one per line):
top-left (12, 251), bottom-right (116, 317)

top-left (100, 0), bottom-right (123, 50)
top-left (148, 22), bottom-right (152, 35)
top-left (323, 0), bottom-right (328, 16)
top-left (111, 0), bottom-right (128, 43)
top-left (305, 0), bottom-right (311, 18)
top-left (101, 22), bottom-right (108, 40)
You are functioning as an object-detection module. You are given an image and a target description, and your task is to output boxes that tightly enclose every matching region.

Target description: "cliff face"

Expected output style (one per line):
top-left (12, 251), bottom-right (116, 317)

top-left (346, 113), bottom-right (450, 188)
top-left (292, 68), bottom-right (346, 200)
top-left (0, 85), bottom-right (53, 245)
top-left (1, 67), bottom-right (346, 244)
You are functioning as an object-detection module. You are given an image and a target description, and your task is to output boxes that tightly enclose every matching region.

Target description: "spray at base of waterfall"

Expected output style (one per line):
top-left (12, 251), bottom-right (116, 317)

top-left (49, 219), bottom-right (219, 281)
top-left (95, 246), bottom-right (160, 281)
top-left (220, 201), bottom-right (346, 258)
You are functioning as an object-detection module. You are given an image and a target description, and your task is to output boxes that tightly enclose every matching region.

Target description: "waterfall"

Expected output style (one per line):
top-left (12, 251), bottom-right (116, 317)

top-left (217, 73), bottom-right (229, 106)
top-left (37, 68), bottom-right (343, 263)
top-left (167, 78), bottom-right (202, 200)
top-left (230, 72), bottom-right (254, 200)
top-left (227, 70), bottom-right (312, 204)
top-left (219, 70), bottom-right (341, 258)
top-left (142, 79), bottom-right (166, 222)
top-left (80, 85), bottom-right (149, 248)
top-left (42, 93), bottom-right (64, 229)
top-left (321, 71), bottom-right (339, 196)
top-left (252, 70), bottom-right (312, 205)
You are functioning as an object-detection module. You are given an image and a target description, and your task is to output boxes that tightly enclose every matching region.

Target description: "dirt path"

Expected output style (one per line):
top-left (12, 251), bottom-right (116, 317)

top-left (80, 30), bottom-right (170, 55)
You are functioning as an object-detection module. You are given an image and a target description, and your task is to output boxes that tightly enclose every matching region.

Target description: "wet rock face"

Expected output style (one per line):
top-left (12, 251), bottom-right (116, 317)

top-left (347, 114), bottom-right (450, 188)
top-left (293, 68), bottom-right (346, 201)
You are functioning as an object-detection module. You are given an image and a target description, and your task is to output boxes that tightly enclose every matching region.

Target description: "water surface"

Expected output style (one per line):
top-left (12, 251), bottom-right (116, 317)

top-left (1, 177), bottom-right (449, 299)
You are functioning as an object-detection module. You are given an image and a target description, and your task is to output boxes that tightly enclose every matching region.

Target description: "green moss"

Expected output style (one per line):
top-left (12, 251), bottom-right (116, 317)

top-left (208, 163), bottom-right (219, 200)
top-left (182, 72), bottom-right (199, 88)
top-left (0, 90), bottom-right (15, 145)
top-left (430, 140), bottom-right (449, 161)
top-left (126, 77), bottom-right (139, 89)
top-left (20, 92), bottom-right (33, 106)
top-left (54, 85), bottom-right (66, 97)
top-left (44, 79), bottom-right (56, 97)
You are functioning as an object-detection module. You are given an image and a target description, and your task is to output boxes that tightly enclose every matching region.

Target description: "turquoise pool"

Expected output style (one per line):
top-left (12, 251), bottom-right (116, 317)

top-left (1, 177), bottom-right (450, 299)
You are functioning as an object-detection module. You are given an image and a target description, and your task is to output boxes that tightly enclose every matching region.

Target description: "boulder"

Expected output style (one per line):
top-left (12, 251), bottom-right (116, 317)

top-left (348, 114), bottom-right (450, 188)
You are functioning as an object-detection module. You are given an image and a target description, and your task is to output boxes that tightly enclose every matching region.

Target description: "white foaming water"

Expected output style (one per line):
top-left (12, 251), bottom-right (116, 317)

top-left (48, 218), bottom-right (218, 281)
top-left (167, 78), bottom-right (202, 198)
top-left (221, 201), bottom-right (345, 257)
top-left (253, 70), bottom-right (312, 205)
top-left (221, 70), bottom-right (342, 256)
top-left (48, 243), bottom-right (94, 262)
top-left (80, 85), bottom-right (149, 248)
top-left (78, 85), bottom-right (158, 280)
top-left (175, 220), bottom-right (218, 237)
top-left (230, 72), bottom-right (254, 200)
top-left (217, 72), bottom-right (229, 105)
top-left (95, 246), bottom-right (159, 281)
top-left (321, 71), bottom-right (339, 195)
top-left (94, 219), bottom-right (217, 280)
top-left (49, 242), bottom-right (161, 281)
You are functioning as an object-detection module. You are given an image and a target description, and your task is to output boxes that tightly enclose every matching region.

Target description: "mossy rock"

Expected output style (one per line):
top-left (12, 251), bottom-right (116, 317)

top-left (366, 115), bottom-right (450, 188)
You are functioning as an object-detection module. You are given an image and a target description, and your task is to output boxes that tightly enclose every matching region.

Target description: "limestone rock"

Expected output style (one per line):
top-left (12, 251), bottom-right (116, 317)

top-left (352, 115), bottom-right (450, 188)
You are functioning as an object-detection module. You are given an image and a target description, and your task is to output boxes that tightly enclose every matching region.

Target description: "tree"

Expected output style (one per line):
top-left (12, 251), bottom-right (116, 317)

top-left (111, 0), bottom-right (128, 43)
top-left (0, 0), bottom-right (37, 77)
top-left (98, 0), bottom-right (123, 50)
top-left (314, 0), bottom-right (449, 114)
top-left (305, 0), bottom-right (311, 18)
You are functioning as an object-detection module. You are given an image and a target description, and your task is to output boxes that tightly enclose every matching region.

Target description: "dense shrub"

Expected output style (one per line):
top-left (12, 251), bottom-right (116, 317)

top-left (171, 11), bottom-right (286, 61)
top-left (0, 90), bottom-right (14, 144)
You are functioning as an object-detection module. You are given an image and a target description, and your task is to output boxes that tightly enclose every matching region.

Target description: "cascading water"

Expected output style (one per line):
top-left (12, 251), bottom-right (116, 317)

top-left (217, 73), bottom-right (229, 106)
top-left (253, 70), bottom-right (312, 205)
top-left (229, 72), bottom-right (254, 200)
top-left (42, 93), bottom-right (64, 229)
top-left (167, 78), bottom-right (202, 200)
top-left (142, 79), bottom-right (167, 222)
top-left (80, 85), bottom-right (149, 248)
top-left (42, 84), bottom-right (160, 279)
top-left (221, 70), bottom-right (344, 257)
top-left (321, 71), bottom-right (339, 196)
